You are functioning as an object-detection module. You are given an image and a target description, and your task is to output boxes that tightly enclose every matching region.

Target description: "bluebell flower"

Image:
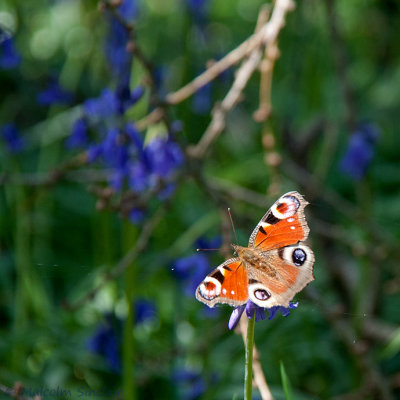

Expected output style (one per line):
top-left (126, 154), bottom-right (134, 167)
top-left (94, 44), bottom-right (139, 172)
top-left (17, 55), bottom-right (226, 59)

top-left (116, 0), bottom-right (137, 21)
top-left (173, 369), bottom-right (206, 400)
top-left (0, 37), bottom-right (21, 69)
top-left (144, 137), bottom-right (184, 178)
top-left (87, 316), bottom-right (121, 372)
top-left (228, 301), bottom-right (298, 330)
top-left (87, 143), bottom-right (103, 163)
top-left (66, 118), bottom-right (89, 149)
top-left (84, 89), bottom-right (119, 118)
top-left (129, 160), bottom-right (150, 192)
top-left (134, 299), bottom-right (157, 325)
top-left (1, 123), bottom-right (24, 153)
top-left (126, 122), bottom-right (144, 150)
top-left (339, 123), bottom-right (380, 181)
top-left (37, 80), bottom-right (74, 105)
top-left (105, 15), bottom-right (132, 87)
top-left (103, 128), bottom-right (129, 168)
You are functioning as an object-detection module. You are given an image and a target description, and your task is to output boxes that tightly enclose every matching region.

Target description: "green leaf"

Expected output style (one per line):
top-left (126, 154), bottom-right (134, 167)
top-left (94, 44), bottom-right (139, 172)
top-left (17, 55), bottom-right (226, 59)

top-left (280, 361), bottom-right (294, 400)
top-left (381, 328), bottom-right (400, 359)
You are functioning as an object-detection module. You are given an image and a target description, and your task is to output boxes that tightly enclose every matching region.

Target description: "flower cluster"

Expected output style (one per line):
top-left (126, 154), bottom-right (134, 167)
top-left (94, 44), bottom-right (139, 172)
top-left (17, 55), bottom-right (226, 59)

top-left (228, 300), bottom-right (298, 330)
top-left (339, 122), bottom-right (380, 181)
top-left (66, 0), bottom-right (184, 222)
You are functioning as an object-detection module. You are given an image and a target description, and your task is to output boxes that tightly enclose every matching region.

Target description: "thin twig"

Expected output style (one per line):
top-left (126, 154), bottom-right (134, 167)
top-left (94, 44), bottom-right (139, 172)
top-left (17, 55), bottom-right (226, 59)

top-left (187, 0), bottom-right (295, 159)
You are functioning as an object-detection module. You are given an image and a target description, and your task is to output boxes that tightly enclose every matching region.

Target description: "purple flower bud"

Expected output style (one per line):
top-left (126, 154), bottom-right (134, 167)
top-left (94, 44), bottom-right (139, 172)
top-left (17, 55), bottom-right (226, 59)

top-left (266, 302), bottom-right (298, 320)
top-left (228, 300), bottom-right (299, 329)
top-left (245, 300), bottom-right (266, 322)
top-left (228, 304), bottom-right (246, 330)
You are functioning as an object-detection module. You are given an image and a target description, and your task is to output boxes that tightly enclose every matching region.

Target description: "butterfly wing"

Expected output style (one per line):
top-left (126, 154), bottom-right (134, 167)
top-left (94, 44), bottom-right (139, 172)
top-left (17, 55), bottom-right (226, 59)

top-left (196, 258), bottom-right (249, 307)
top-left (247, 243), bottom-right (315, 308)
top-left (248, 191), bottom-right (310, 251)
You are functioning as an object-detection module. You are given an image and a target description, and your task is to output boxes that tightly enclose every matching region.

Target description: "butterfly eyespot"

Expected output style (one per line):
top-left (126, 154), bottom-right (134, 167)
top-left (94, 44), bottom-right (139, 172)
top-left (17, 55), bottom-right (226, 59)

top-left (254, 289), bottom-right (271, 301)
top-left (292, 248), bottom-right (306, 266)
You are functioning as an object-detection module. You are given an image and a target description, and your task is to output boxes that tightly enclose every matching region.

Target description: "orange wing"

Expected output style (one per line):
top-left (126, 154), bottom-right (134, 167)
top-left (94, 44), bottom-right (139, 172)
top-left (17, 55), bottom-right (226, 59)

top-left (196, 259), bottom-right (248, 308)
top-left (248, 191), bottom-right (310, 251)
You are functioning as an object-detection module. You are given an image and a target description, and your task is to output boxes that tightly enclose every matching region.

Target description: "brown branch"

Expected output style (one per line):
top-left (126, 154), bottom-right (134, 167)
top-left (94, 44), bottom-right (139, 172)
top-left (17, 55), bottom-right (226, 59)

top-left (187, 0), bottom-right (295, 159)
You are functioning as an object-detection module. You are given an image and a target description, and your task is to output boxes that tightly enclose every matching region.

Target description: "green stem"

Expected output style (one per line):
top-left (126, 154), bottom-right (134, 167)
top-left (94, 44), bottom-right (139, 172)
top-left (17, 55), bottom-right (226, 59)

top-left (244, 315), bottom-right (255, 400)
top-left (122, 221), bottom-right (138, 400)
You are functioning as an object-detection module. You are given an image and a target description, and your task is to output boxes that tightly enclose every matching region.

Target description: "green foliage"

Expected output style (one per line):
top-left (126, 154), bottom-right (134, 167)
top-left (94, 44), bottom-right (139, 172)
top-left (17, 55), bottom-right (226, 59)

top-left (1, 0), bottom-right (400, 399)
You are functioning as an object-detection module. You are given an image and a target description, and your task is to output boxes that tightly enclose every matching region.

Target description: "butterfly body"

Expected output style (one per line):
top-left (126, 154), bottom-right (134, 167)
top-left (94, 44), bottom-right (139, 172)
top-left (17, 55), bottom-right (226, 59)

top-left (196, 191), bottom-right (315, 309)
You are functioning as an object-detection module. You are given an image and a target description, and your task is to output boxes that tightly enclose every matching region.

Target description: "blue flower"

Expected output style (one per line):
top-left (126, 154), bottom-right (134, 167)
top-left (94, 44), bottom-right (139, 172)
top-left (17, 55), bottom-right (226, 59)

top-left (339, 123), bottom-right (380, 181)
top-left (87, 143), bottom-right (103, 163)
top-left (172, 369), bottom-right (206, 400)
top-left (144, 138), bottom-right (184, 178)
top-left (228, 301), bottom-right (298, 330)
top-left (1, 123), bottom-right (24, 153)
top-left (84, 86), bottom-right (143, 118)
top-left (116, 0), bottom-right (137, 21)
top-left (84, 88), bottom-right (119, 118)
top-left (129, 160), bottom-right (150, 192)
top-left (105, 16), bottom-right (132, 86)
top-left (134, 299), bottom-right (157, 325)
top-left (87, 316), bottom-right (121, 372)
top-left (0, 37), bottom-right (21, 69)
top-left (37, 80), bottom-right (74, 106)
top-left (66, 118), bottom-right (89, 149)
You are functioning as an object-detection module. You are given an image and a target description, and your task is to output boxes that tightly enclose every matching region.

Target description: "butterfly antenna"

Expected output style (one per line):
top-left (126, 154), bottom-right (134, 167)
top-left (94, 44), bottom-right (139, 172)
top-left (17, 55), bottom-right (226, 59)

top-left (196, 248), bottom-right (220, 252)
top-left (227, 208), bottom-right (239, 245)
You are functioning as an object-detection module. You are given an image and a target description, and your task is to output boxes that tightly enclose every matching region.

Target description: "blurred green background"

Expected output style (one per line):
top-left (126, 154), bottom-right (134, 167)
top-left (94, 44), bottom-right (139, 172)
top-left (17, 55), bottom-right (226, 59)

top-left (0, 0), bottom-right (400, 399)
